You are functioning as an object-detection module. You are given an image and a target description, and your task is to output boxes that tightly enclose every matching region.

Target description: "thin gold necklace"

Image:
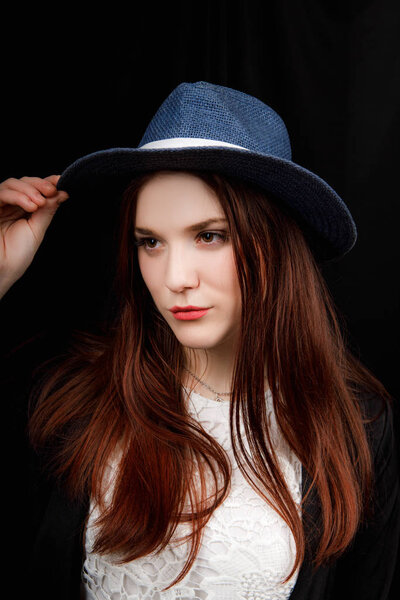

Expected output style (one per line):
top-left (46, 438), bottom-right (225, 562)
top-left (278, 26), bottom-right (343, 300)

top-left (183, 366), bottom-right (231, 402)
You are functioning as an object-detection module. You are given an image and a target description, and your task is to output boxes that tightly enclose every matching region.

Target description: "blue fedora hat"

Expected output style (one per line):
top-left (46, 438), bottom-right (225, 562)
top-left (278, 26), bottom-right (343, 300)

top-left (57, 80), bottom-right (357, 262)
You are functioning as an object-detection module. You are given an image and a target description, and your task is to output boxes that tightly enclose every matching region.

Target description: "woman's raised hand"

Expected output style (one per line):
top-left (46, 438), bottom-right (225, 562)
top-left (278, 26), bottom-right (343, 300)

top-left (0, 175), bottom-right (69, 298)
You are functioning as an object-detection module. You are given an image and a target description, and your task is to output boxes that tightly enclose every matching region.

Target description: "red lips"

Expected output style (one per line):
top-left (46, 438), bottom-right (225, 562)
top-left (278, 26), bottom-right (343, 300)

top-left (169, 305), bottom-right (208, 312)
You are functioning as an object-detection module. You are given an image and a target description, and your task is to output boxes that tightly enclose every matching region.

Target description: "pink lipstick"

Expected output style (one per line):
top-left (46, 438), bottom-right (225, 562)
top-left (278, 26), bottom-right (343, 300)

top-left (169, 305), bottom-right (210, 320)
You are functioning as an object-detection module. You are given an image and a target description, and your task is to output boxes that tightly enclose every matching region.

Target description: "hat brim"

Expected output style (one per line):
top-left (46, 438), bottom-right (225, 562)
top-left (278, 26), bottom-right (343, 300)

top-left (57, 146), bottom-right (357, 262)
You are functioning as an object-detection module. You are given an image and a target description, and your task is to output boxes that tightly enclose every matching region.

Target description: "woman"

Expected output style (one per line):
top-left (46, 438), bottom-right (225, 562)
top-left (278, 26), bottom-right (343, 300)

top-left (1, 81), bottom-right (399, 599)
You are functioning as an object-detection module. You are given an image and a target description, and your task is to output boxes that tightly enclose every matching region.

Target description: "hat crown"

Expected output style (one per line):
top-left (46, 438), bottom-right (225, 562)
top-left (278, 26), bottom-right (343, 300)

top-left (139, 81), bottom-right (292, 160)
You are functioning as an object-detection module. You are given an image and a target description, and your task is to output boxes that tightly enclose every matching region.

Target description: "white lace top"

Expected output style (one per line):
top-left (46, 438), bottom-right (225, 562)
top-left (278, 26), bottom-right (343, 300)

top-left (82, 387), bottom-right (303, 600)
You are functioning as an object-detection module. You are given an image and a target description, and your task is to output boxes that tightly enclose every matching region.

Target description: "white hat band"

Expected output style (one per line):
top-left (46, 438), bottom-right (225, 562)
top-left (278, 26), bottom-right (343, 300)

top-left (139, 137), bottom-right (250, 151)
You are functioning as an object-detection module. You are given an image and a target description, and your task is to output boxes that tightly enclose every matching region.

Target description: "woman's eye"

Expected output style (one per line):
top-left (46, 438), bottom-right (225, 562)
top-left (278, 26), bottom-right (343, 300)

top-left (134, 231), bottom-right (228, 251)
top-left (144, 238), bottom-right (158, 249)
top-left (199, 231), bottom-right (227, 244)
top-left (133, 237), bottom-right (159, 250)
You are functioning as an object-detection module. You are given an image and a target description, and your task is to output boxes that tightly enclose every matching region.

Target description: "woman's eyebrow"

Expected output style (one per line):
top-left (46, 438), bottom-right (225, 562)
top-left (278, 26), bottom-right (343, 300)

top-left (134, 218), bottom-right (228, 235)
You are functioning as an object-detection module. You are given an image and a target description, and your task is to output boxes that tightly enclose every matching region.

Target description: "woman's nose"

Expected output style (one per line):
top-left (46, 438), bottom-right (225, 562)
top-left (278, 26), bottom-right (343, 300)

top-left (164, 245), bottom-right (199, 292)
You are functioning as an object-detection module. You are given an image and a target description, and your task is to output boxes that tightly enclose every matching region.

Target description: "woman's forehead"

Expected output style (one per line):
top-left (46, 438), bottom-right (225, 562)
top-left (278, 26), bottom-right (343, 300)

top-left (135, 172), bottom-right (225, 225)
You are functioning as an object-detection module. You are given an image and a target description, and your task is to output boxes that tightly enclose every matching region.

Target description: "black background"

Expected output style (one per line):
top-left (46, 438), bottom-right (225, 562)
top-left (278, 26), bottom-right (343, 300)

top-left (1, 1), bottom-right (399, 596)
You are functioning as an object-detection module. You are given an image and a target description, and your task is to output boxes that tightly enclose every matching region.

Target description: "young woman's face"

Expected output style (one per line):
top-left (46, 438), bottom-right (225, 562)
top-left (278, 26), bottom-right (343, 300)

top-left (134, 172), bottom-right (242, 353)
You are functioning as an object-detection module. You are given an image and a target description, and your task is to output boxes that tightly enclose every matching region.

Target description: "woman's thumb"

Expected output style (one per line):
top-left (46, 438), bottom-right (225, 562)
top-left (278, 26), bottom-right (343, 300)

top-left (28, 191), bottom-right (69, 243)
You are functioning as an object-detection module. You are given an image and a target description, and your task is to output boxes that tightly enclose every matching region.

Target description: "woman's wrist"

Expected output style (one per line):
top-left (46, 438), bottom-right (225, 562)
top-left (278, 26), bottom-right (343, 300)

top-left (0, 272), bottom-right (17, 300)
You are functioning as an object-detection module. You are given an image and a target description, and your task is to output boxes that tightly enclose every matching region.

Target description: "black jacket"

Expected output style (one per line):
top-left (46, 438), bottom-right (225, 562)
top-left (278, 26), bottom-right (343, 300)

top-left (4, 331), bottom-right (400, 600)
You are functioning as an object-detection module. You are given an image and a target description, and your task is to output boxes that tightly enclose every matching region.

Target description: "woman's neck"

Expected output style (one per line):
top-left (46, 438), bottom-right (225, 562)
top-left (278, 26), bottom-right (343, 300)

top-left (182, 349), bottom-right (268, 401)
top-left (182, 347), bottom-right (236, 399)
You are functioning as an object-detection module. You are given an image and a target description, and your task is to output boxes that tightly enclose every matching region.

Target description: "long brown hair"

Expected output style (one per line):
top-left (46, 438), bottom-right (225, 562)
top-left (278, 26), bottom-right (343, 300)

top-left (28, 170), bottom-right (391, 590)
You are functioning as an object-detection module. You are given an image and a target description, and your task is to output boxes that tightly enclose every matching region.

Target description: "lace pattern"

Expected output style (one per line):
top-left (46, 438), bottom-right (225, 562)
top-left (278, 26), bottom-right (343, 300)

top-left (82, 388), bottom-right (302, 600)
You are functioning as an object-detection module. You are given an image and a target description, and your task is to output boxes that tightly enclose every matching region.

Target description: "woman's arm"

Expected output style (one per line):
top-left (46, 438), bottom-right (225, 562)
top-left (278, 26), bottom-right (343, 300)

top-left (332, 394), bottom-right (400, 599)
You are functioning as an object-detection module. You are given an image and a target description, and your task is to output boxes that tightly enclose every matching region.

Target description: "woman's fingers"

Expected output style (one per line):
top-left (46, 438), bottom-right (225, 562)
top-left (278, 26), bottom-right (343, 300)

top-left (43, 174), bottom-right (61, 189)
top-left (42, 175), bottom-right (70, 204)
top-left (21, 175), bottom-right (60, 197)
top-left (0, 176), bottom-right (69, 211)
top-left (0, 178), bottom-right (45, 209)
top-left (0, 175), bottom-right (70, 297)
top-left (0, 187), bottom-right (39, 211)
